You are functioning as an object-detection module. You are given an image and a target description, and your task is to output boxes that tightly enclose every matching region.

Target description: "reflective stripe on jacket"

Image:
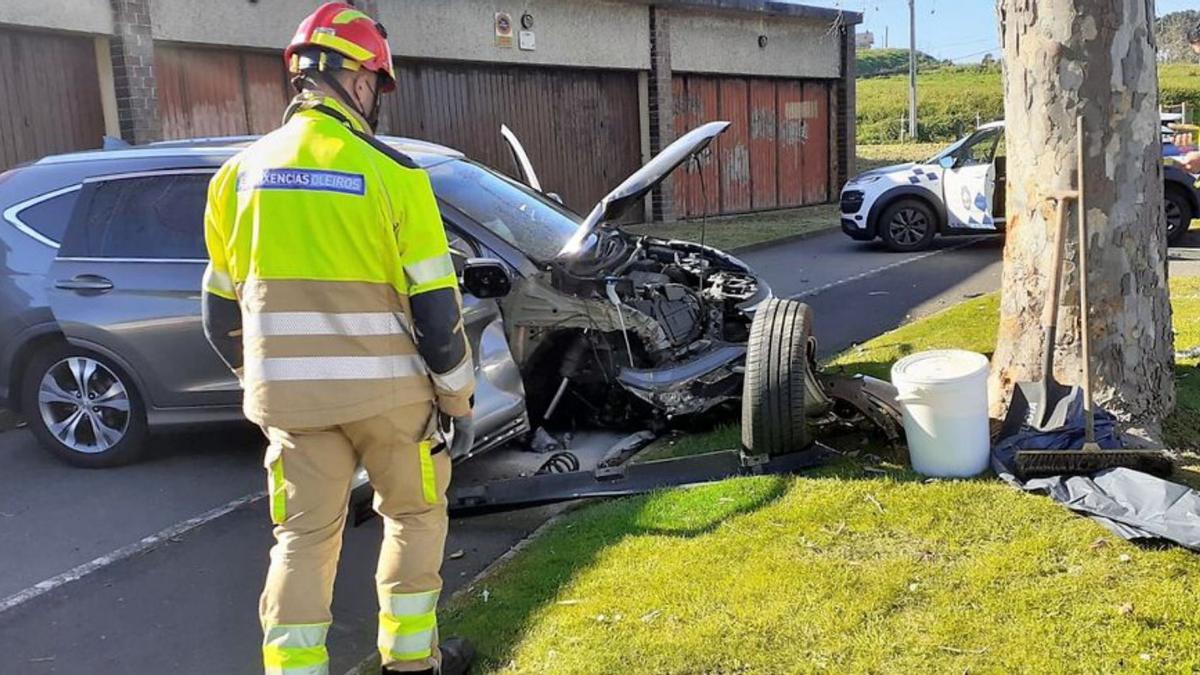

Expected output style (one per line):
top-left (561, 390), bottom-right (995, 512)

top-left (203, 94), bottom-right (473, 429)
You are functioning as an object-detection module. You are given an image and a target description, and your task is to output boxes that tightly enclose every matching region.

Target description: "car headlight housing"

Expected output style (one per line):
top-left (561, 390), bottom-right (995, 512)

top-left (848, 175), bottom-right (883, 186)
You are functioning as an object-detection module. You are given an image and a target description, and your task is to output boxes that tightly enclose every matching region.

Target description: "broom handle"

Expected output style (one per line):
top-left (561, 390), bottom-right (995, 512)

top-left (1040, 195), bottom-right (1069, 384)
top-left (1077, 115), bottom-right (1096, 444)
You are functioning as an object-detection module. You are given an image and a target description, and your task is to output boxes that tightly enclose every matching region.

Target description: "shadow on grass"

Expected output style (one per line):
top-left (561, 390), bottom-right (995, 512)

top-left (441, 472), bottom-right (799, 669)
top-left (440, 453), bottom-right (956, 671)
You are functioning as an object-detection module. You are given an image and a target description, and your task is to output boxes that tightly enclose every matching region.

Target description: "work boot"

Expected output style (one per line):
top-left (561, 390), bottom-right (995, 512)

top-left (382, 636), bottom-right (476, 675)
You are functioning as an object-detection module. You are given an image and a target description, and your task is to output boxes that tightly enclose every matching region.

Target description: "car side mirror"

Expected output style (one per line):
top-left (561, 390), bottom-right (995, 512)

top-left (460, 258), bottom-right (512, 299)
top-left (938, 156), bottom-right (956, 169)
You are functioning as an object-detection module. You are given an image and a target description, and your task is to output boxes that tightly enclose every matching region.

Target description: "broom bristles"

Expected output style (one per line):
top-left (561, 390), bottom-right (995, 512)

top-left (1015, 449), bottom-right (1173, 479)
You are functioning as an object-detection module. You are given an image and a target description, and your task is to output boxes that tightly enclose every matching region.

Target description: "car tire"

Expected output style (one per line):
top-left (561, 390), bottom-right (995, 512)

top-left (21, 343), bottom-right (148, 468)
top-left (741, 298), bottom-right (814, 457)
top-left (879, 198), bottom-right (938, 252)
top-left (1165, 185), bottom-right (1195, 246)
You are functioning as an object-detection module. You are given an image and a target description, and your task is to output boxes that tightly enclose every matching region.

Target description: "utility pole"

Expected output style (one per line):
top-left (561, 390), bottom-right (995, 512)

top-left (885, 25), bottom-right (889, 49)
top-left (908, 0), bottom-right (918, 140)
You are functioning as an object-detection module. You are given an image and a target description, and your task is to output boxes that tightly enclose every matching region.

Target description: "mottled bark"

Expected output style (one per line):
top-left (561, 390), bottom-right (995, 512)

top-left (990, 0), bottom-right (1174, 437)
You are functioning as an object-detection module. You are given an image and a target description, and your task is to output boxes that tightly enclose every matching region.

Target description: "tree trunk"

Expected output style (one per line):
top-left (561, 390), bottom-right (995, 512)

top-left (990, 0), bottom-right (1175, 439)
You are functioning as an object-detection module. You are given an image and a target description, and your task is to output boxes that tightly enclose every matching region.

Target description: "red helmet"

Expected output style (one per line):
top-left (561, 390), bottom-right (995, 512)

top-left (285, 2), bottom-right (395, 92)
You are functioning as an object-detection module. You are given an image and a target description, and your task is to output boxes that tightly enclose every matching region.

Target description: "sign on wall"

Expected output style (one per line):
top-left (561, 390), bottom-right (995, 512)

top-left (495, 12), bottom-right (513, 48)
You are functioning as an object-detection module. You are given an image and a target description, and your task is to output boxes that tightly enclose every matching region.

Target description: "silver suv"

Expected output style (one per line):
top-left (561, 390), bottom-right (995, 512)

top-left (0, 125), bottom-right (771, 467)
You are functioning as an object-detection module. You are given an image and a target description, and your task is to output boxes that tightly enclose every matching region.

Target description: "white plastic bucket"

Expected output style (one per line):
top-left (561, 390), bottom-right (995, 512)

top-left (890, 349), bottom-right (991, 477)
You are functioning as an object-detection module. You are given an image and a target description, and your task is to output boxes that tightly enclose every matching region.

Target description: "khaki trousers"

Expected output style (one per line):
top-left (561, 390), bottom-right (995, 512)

top-left (258, 402), bottom-right (450, 674)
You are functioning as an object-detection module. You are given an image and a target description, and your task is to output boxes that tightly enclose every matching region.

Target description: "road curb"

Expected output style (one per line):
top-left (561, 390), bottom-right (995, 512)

top-left (729, 224), bottom-right (838, 255)
top-left (343, 503), bottom-right (584, 675)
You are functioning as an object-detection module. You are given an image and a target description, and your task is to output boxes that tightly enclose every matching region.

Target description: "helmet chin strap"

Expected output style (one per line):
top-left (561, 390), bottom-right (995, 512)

top-left (290, 69), bottom-right (381, 132)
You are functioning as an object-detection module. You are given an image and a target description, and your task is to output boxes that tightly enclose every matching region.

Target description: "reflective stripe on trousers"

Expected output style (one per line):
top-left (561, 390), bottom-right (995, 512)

top-left (263, 623), bottom-right (330, 675)
top-left (378, 589), bottom-right (440, 663)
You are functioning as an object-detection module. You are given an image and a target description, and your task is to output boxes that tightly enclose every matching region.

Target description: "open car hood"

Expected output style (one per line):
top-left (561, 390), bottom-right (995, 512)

top-left (557, 121), bottom-right (730, 258)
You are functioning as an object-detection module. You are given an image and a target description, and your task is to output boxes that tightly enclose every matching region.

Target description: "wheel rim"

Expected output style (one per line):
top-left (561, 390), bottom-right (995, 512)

top-left (1165, 199), bottom-right (1183, 236)
top-left (888, 208), bottom-right (929, 246)
top-left (37, 357), bottom-right (131, 454)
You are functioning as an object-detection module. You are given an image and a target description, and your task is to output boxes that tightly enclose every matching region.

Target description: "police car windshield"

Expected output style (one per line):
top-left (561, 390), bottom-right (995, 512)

top-left (427, 159), bottom-right (583, 262)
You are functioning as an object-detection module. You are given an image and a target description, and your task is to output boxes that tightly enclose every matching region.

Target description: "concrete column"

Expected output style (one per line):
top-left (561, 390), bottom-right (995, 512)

top-left (647, 5), bottom-right (676, 222)
top-left (839, 24), bottom-right (857, 188)
top-left (110, 0), bottom-right (161, 144)
top-left (94, 36), bottom-right (122, 139)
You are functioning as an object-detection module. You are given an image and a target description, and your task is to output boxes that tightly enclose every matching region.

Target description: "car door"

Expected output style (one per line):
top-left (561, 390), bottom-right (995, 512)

top-left (46, 169), bottom-right (241, 410)
top-left (941, 129), bottom-right (1001, 230)
top-left (443, 214), bottom-right (528, 458)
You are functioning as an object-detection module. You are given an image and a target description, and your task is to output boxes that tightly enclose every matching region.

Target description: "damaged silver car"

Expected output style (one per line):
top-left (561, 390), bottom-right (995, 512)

top-left (471, 123), bottom-right (768, 434)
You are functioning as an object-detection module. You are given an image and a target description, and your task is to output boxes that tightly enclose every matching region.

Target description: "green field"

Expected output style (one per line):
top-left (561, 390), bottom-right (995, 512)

top-left (858, 62), bottom-right (1200, 144)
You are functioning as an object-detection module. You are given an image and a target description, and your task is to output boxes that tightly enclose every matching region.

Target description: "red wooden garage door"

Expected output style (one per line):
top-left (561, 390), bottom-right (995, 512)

top-left (379, 61), bottom-right (643, 219)
top-left (673, 75), bottom-right (833, 218)
top-left (156, 44), bottom-right (290, 140)
top-left (0, 27), bottom-right (106, 171)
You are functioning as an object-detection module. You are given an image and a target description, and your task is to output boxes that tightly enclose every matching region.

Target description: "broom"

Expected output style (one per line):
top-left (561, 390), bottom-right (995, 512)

top-left (1015, 116), bottom-right (1173, 479)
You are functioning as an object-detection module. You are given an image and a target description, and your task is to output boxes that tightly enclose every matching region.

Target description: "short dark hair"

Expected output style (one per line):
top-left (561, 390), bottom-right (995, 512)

top-left (1189, 20), bottom-right (1200, 45)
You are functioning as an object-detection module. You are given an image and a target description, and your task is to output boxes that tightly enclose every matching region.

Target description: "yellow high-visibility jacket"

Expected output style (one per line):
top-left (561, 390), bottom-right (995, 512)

top-left (202, 93), bottom-right (474, 429)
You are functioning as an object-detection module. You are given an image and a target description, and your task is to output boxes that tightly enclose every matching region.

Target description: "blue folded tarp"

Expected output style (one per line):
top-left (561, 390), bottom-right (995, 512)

top-left (992, 395), bottom-right (1200, 551)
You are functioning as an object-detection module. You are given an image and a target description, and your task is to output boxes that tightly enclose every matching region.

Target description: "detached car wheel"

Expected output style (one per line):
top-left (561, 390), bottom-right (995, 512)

top-left (741, 298), bottom-right (815, 456)
top-left (879, 199), bottom-right (937, 252)
top-left (1165, 185), bottom-right (1194, 246)
top-left (21, 344), bottom-right (148, 468)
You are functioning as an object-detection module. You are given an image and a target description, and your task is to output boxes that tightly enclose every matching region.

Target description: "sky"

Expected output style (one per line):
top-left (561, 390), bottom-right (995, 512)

top-left (793, 0), bottom-right (1197, 63)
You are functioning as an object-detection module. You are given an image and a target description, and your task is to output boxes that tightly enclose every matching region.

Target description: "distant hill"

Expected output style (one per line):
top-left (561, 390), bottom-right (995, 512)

top-left (857, 63), bottom-right (1200, 144)
top-left (857, 48), bottom-right (946, 78)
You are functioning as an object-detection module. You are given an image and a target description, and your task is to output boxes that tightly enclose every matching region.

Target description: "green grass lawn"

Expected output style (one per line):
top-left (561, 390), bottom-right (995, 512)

top-left (440, 278), bottom-right (1200, 674)
top-left (855, 142), bottom-right (946, 173)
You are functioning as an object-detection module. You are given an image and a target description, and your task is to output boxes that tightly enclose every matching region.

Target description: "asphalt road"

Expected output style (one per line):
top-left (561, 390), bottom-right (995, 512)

top-left (1, 227), bottom-right (1194, 673)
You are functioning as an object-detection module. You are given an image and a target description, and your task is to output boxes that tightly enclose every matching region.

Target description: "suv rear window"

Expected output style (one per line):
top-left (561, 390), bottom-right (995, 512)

top-left (17, 190), bottom-right (80, 244)
top-left (60, 173), bottom-right (210, 259)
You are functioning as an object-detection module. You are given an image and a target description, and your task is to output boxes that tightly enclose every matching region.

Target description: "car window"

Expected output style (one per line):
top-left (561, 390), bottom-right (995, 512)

top-left (60, 173), bottom-right (210, 259)
top-left (956, 131), bottom-right (1000, 167)
top-left (427, 159), bottom-right (582, 262)
top-left (994, 134), bottom-right (1006, 159)
top-left (445, 221), bottom-right (477, 275)
top-left (16, 189), bottom-right (80, 244)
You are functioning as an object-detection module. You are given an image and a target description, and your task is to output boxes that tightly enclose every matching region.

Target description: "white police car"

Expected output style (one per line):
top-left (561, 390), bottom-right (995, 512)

top-left (840, 121), bottom-right (1198, 251)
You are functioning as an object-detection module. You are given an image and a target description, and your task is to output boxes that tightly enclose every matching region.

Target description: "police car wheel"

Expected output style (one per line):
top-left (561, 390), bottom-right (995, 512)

top-left (1165, 185), bottom-right (1194, 246)
top-left (879, 199), bottom-right (937, 252)
top-left (21, 343), bottom-right (149, 468)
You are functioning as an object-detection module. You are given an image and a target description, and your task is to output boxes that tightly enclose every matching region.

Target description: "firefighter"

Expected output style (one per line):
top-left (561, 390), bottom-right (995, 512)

top-left (201, 3), bottom-right (475, 673)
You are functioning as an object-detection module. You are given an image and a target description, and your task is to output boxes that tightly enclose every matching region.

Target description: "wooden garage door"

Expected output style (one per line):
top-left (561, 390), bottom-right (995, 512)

top-left (379, 61), bottom-right (643, 218)
top-left (673, 75), bottom-right (833, 218)
top-left (0, 27), bottom-right (106, 171)
top-left (156, 44), bottom-right (290, 140)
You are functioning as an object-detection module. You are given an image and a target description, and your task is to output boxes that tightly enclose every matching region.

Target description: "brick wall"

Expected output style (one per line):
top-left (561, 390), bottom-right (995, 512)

top-left (647, 6), bottom-right (677, 222)
top-left (110, 0), bottom-right (161, 144)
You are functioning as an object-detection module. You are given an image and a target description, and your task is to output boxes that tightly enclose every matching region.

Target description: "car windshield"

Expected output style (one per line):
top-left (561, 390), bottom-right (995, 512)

top-left (427, 159), bottom-right (583, 262)
top-left (926, 135), bottom-right (971, 164)
top-left (926, 127), bottom-right (1002, 165)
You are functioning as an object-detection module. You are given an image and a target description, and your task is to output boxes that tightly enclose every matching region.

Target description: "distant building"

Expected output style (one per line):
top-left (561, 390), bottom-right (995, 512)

top-left (856, 30), bottom-right (875, 50)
